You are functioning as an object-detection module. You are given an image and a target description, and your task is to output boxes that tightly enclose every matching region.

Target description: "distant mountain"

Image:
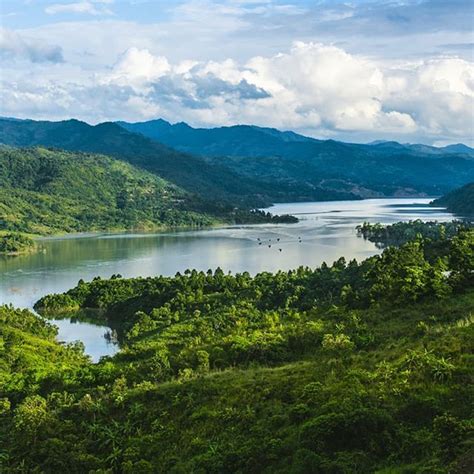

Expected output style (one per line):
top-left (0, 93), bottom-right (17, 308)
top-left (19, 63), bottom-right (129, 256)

top-left (0, 118), bottom-right (361, 203)
top-left (0, 147), bottom-right (216, 235)
top-left (441, 143), bottom-right (474, 156)
top-left (432, 182), bottom-right (474, 217)
top-left (117, 120), bottom-right (328, 163)
top-left (367, 140), bottom-right (474, 157)
top-left (117, 119), bottom-right (315, 157)
top-left (1, 117), bottom-right (473, 202)
top-left (118, 119), bottom-right (474, 197)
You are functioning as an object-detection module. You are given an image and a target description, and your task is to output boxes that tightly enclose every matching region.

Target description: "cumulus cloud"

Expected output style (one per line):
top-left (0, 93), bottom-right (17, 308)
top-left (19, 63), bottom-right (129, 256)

top-left (45, 0), bottom-right (114, 16)
top-left (0, 28), bottom-right (64, 63)
top-left (1, 41), bottom-right (473, 144)
top-left (106, 47), bottom-right (171, 85)
top-left (383, 58), bottom-right (474, 139)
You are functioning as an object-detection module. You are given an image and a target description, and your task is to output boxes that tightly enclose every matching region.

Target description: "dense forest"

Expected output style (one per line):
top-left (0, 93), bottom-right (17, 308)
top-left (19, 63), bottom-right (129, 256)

top-left (1, 226), bottom-right (472, 472)
top-left (432, 182), bottom-right (474, 217)
top-left (0, 147), bottom-right (295, 236)
top-left (0, 147), bottom-right (214, 234)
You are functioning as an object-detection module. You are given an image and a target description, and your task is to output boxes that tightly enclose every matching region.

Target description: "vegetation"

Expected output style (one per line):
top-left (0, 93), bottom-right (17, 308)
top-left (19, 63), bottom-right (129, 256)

top-left (0, 232), bottom-right (36, 255)
top-left (356, 220), bottom-right (472, 247)
top-left (1, 116), bottom-right (472, 472)
top-left (0, 228), bottom-right (465, 472)
top-left (0, 147), bottom-right (216, 235)
top-left (432, 182), bottom-right (474, 217)
top-left (0, 147), bottom-right (296, 236)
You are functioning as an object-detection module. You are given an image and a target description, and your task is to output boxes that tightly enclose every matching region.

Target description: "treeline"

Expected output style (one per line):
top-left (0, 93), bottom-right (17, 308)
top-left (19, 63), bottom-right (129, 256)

top-left (36, 229), bottom-right (473, 354)
top-left (233, 210), bottom-right (299, 225)
top-left (2, 228), bottom-right (473, 473)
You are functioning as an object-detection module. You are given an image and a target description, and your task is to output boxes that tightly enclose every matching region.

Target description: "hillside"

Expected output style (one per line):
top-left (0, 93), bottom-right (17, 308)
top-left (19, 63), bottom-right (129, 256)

top-left (118, 119), bottom-right (474, 197)
top-left (1, 228), bottom-right (472, 472)
top-left (432, 182), bottom-right (474, 217)
top-left (0, 147), bottom-right (217, 235)
top-left (0, 118), bottom-right (356, 205)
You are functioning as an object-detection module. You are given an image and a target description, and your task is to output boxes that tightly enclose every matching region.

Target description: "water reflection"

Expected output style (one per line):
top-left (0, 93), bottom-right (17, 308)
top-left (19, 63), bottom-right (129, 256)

top-left (48, 316), bottom-right (118, 362)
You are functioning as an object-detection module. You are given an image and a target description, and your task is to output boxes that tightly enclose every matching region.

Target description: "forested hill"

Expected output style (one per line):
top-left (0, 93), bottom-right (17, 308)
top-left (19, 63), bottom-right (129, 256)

top-left (432, 182), bottom-right (474, 217)
top-left (0, 118), bottom-right (357, 204)
top-left (118, 119), bottom-right (474, 197)
top-left (2, 228), bottom-right (473, 472)
top-left (0, 147), bottom-right (217, 234)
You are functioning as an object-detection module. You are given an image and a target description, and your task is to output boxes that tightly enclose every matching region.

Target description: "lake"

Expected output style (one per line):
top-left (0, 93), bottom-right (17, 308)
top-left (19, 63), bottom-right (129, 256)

top-left (0, 198), bottom-right (454, 360)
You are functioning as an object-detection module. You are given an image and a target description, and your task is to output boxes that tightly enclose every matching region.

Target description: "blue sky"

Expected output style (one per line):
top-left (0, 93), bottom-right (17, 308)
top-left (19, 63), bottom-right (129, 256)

top-left (1, 0), bottom-right (473, 144)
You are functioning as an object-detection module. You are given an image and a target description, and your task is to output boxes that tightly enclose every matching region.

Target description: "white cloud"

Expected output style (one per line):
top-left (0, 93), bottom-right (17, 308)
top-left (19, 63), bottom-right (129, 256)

top-left (45, 1), bottom-right (114, 16)
top-left (105, 47), bottom-right (171, 87)
top-left (1, 41), bottom-right (473, 144)
top-left (383, 58), bottom-right (474, 139)
top-left (0, 28), bottom-right (63, 63)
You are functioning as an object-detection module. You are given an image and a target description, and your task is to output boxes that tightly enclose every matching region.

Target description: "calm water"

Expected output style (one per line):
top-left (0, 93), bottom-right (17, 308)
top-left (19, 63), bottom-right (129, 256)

top-left (0, 198), bottom-right (453, 360)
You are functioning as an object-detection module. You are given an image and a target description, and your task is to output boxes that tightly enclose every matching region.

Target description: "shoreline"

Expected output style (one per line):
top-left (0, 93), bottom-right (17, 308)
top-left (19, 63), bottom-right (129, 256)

top-left (20, 196), bottom-right (447, 243)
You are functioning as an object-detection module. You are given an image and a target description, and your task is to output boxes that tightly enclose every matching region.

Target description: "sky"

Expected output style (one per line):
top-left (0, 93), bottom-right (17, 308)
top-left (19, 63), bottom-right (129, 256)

top-left (1, 0), bottom-right (473, 145)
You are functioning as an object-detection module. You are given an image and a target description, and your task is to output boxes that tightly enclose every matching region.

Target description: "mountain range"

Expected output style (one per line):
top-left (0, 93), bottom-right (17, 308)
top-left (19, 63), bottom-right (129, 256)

top-left (119, 119), bottom-right (474, 197)
top-left (1, 117), bottom-right (473, 209)
top-left (0, 118), bottom-right (355, 205)
top-left (119, 119), bottom-right (474, 159)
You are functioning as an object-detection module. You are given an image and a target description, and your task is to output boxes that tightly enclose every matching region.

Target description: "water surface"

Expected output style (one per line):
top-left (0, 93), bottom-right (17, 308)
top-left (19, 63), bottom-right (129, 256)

top-left (0, 198), bottom-right (453, 360)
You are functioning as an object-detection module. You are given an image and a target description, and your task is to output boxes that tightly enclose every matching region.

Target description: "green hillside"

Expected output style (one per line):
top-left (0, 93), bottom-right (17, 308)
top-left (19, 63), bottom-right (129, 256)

top-left (432, 182), bottom-right (474, 217)
top-left (1, 228), bottom-right (471, 472)
top-left (0, 147), bottom-right (217, 235)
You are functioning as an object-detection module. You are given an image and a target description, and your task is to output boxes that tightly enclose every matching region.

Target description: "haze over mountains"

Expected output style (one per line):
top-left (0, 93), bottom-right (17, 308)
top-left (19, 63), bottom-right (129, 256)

top-left (1, 117), bottom-right (473, 208)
